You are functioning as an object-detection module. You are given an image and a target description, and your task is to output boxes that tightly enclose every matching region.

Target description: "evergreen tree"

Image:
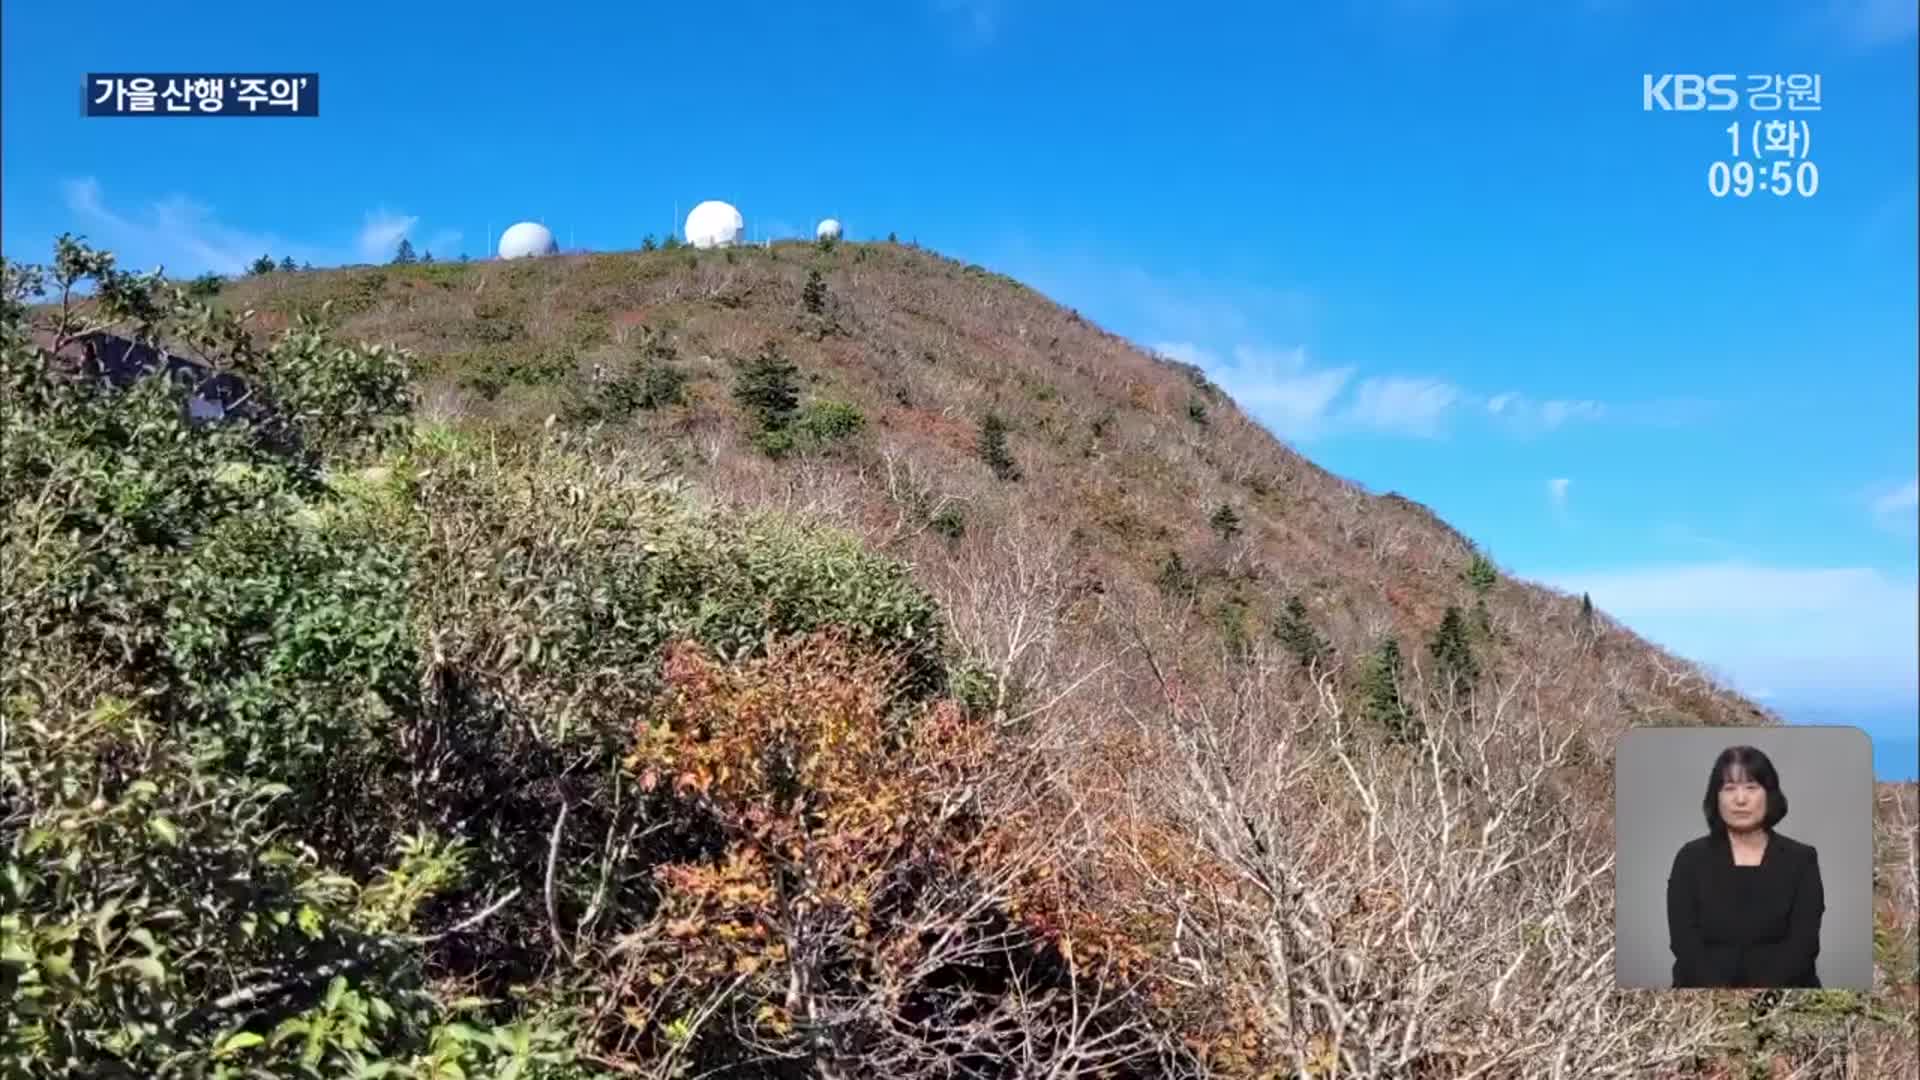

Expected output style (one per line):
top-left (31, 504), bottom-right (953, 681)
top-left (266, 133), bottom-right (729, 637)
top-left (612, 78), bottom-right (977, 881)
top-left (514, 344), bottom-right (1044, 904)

top-left (458, 254), bottom-right (469, 263)
top-left (1580, 592), bottom-right (1594, 623)
top-left (186, 273), bottom-right (224, 299)
top-left (1361, 638), bottom-right (1417, 742)
top-left (1273, 595), bottom-right (1329, 668)
top-left (278, 255), bottom-right (297, 272)
top-left (1209, 502), bottom-right (1242, 541)
top-left (302, 260), bottom-right (315, 271)
top-left (887, 231), bottom-right (899, 244)
top-left (662, 233), bottom-right (682, 251)
top-left (1154, 551), bottom-right (1195, 599)
top-left (641, 234), bottom-right (658, 252)
top-left (248, 254), bottom-right (275, 276)
top-left (392, 239), bottom-right (416, 265)
top-left (420, 250), bottom-right (434, 264)
top-left (978, 412), bottom-right (1020, 481)
top-left (1464, 551), bottom-right (1498, 594)
top-left (802, 268), bottom-right (828, 315)
top-left (1428, 605), bottom-right (1479, 700)
top-left (732, 343), bottom-right (801, 431)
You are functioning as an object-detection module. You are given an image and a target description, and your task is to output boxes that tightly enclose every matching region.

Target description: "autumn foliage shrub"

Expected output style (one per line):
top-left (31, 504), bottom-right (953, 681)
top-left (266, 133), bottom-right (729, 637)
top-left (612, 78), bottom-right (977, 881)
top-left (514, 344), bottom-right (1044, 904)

top-left (599, 635), bottom-right (1177, 1076)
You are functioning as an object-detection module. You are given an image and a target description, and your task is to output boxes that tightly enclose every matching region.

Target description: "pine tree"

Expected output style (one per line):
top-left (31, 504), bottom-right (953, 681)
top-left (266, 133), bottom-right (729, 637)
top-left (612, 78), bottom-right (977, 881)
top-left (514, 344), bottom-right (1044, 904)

top-left (887, 231), bottom-right (898, 244)
top-left (732, 343), bottom-right (801, 431)
top-left (392, 239), bottom-right (416, 265)
top-left (1361, 639), bottom-right (1417, 742)
top-left (1580, 592), bottom-right (1594, 622)
top-left (302, 261), bottom-right (315, 271)
top-left (420, 250), bottom-right (434, 264)
top-left (978, 412), bottom-right (1020, 481)
top-left (1273, 595), bottom-right (1328, 668)
top-left (278, 256), bottom-right (297, 272)
top-left (1464, 551), bottom-right (1498, 594)
top-left (1428, 605), bottom-right (1479, 700)
top-left (662, 233), bottom-right (682, 251)
top-left (248, 255), bottom-right (275, 276)
top-left (641, 234), bottom-right (658, 252)
top-left (1209, 502), bottom-right (1241, 541)
top-left (802, 268), bottom-right (828, 315)
top-left (1155, 551), bottom-right (1195, 598)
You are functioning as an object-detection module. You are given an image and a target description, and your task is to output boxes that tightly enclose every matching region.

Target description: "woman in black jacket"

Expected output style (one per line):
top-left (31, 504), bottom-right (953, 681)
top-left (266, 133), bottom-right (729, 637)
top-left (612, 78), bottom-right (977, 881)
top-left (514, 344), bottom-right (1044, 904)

top-left (1667, 744), bottom-right (1824, 988)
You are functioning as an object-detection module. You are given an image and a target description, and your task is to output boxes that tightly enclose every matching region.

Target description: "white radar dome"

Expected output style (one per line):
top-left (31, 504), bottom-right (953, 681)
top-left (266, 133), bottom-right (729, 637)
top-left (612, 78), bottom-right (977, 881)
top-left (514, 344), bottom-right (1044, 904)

top-left (497, 222), bottom-right (557, 259)
top-left (684, 200), bottom-right (745, 249)
top-left (815, 218), bottom-right (843, 241)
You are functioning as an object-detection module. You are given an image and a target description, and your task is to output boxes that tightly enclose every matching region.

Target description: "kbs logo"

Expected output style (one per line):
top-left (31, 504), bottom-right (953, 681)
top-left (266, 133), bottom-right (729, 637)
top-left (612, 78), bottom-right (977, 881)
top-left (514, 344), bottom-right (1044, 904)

top-left (1643, 74), bottom-right (1739, 112)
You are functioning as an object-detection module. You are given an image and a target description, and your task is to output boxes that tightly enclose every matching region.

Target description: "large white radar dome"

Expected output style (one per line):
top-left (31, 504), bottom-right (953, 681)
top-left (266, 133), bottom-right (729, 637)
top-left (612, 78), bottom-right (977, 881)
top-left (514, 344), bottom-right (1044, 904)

top-left (815, 218), bottom-right (843, 242)
top-left (498, 222), bottom-right (557, 259)
top-left (684, 200), bottom-right (745, 249)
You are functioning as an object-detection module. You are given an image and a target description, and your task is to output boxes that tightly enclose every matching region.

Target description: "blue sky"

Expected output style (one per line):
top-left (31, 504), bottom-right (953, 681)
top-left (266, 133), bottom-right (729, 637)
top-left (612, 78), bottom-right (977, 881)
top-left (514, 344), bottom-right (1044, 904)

top-left (4, 1), bottom-right (1915, 776)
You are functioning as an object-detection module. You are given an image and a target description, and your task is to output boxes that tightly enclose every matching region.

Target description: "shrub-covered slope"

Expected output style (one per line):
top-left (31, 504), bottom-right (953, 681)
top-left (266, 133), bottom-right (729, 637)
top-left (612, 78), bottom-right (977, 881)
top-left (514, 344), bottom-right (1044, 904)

top-left (3, 238), bottom-right (1914, 1078)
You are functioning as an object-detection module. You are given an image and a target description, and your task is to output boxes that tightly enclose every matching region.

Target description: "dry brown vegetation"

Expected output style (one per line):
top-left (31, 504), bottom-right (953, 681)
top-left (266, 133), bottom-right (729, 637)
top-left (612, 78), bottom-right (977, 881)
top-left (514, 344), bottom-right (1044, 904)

top-left (7, 238), bottom-right (1910, 1077)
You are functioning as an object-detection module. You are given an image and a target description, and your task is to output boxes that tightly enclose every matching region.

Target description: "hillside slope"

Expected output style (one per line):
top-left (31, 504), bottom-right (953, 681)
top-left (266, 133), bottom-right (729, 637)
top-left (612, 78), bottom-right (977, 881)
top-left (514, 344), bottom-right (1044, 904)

top-left (227, 242), bottom-right (1774, 742)
top-left (5, 238), bottom-right (1914, 1078)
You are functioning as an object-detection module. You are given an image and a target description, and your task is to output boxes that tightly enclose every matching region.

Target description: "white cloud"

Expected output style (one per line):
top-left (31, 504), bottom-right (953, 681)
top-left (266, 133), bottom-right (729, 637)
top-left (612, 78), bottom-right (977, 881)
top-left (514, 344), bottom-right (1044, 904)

top-left (356, 210), bottom-right (418, 263)
top-left (63, 178), bottom-right (299, 276)
top-left (1534, 562), bottom-right (1919, 708)
top-left (1155, 341), bottom-right (1353, 440)
top-left (1485, 391), bottom-right (1608, 434)
top-left (994, 246), bottom-right (1700, 445)
top-left (1548, 477), bottom-right (1571, 507)
top-left (1343, 376), bottom-right (1462, 437)
top-left (59, 179), bottom-right (454, 274)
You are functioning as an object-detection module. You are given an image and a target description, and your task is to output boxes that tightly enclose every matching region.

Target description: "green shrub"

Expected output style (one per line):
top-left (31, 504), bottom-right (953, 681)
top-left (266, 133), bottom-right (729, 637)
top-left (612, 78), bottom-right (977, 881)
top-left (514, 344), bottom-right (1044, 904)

top-left (798, 399), bottom-right (865, 443)
top-left (946, 660), bottom-right (999, 717)
top-left (0, 237), bottom-right (991, 1077)
top-left (582, 362), bottom-right (688, 421)
top-left (930, 507), bottom-right (966, 541)
top-left (0, 695), bottom-right (567, 1076)
top-left (454, 345), bottom-right (574, 401)
top-left (752, 426), bottom-right (797, 459)
top-left (1216, 593), bottom-right (1252, 658)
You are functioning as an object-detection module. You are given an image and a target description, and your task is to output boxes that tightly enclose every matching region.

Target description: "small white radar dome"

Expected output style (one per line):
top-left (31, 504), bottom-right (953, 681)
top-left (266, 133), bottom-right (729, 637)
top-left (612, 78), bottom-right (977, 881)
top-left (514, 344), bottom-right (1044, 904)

top-left (684, 200), bottom-right (744, 249)
top-left (498, 222), bottom-right (557, 259)
top-left (815, 218), bottom-right (843, 242)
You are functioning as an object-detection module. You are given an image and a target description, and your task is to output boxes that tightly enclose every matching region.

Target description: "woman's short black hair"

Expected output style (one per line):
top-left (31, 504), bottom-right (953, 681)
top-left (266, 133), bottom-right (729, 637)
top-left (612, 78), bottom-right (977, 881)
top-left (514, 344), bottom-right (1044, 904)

top-left (1702, 744), bottom-right (1789, 836)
